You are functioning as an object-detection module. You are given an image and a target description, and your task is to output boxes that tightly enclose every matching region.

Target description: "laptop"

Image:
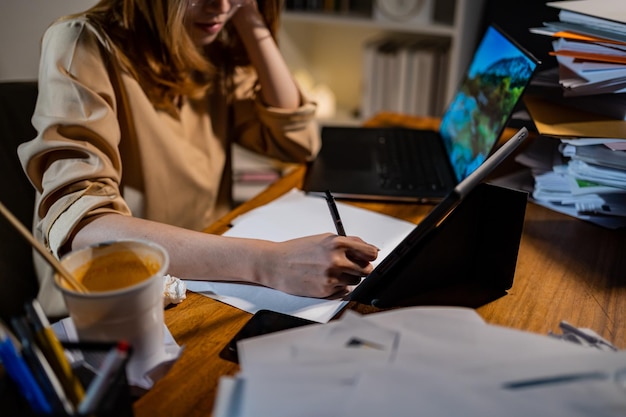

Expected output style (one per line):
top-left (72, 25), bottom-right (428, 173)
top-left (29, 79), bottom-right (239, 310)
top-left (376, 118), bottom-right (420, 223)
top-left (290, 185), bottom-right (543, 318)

top-left (347, 126), bottom-right (530, 308)
top-left (303, 24), bottom-right (539, 202)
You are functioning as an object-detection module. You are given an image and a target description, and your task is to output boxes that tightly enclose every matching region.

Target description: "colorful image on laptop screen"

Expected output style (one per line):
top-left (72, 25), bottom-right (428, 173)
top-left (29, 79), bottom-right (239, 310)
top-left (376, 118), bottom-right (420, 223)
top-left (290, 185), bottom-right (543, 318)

top-left (440, 25), bottom-right (538, 182)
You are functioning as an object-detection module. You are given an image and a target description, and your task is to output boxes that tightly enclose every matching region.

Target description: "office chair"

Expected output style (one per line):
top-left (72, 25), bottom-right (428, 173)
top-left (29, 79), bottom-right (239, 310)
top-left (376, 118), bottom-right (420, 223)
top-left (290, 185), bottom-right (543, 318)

top-left (0, 81), bottom-right (39, 323)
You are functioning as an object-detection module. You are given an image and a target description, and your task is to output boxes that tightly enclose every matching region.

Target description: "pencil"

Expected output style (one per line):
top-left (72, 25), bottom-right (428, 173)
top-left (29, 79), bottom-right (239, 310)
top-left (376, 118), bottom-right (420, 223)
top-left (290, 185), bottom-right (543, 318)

top-left (26, 299), bottom-right (85, 406)
top-left (10, 316), bottom-right (75, 415)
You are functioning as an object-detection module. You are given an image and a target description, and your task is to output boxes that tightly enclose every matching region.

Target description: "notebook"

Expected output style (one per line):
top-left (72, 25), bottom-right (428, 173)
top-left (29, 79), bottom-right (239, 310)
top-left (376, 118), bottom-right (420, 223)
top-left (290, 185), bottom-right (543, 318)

top-left (348, 126), bottom-right (530, 307)
top-left (303, 24), bottom-right (539, 202)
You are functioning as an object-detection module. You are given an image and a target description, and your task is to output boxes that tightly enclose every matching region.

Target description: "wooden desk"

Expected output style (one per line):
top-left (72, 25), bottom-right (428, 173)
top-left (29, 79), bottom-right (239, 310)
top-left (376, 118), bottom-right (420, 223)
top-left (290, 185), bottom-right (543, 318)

top-left (133, 114), bottom-right (626, 417)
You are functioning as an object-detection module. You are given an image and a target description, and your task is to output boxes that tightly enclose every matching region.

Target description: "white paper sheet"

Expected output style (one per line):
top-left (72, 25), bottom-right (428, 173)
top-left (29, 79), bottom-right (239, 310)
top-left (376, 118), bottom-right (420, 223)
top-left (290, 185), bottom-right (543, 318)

top-left (184, 189), bottom-right (416, 322)
top-left (215, 307), bottom-right (626, 417)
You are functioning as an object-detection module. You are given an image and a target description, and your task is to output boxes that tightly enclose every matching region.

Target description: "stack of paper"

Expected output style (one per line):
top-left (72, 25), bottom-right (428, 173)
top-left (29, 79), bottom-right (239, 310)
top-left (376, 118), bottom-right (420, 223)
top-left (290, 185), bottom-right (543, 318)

top-left (213, 307), bottom-right (626, 417)
top-left (231, 144), bottom-right (292, 205)
top-left (512, 135), bottom-right (626, 229)
top-left (512, 2), bottom-right (626, 227)
top-left (529, 1), bottom-right (626, 116)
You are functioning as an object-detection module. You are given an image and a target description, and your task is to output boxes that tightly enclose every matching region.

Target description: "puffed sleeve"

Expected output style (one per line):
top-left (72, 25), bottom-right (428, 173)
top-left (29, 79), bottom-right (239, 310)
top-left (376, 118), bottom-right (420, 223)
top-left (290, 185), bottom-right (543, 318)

top-left (17, 18), bottom-right (131, 257)
top-left (229, 66), bottom-right (321, 163)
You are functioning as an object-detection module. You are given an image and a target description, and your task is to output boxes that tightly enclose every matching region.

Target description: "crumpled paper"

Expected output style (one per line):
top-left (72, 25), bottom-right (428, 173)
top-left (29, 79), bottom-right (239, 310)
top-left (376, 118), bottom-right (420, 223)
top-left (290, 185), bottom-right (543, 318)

top-left (163, 274), bottom-right (186, 307)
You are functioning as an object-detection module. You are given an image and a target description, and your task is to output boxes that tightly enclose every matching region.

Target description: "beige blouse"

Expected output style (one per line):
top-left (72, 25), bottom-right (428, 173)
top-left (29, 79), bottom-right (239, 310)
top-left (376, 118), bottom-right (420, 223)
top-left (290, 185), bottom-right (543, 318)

top-left (18, 16), bottom-right (320, 316)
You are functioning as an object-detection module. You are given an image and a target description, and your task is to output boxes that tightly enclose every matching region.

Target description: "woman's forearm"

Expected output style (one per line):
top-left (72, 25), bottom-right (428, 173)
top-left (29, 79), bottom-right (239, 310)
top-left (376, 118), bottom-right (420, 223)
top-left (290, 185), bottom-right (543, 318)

top-left (231, 5), bottom-right (300, 109)
top-left (71, 213), bottom-right (379, 298)
top-left (71, 213), bottom-right (266, 282)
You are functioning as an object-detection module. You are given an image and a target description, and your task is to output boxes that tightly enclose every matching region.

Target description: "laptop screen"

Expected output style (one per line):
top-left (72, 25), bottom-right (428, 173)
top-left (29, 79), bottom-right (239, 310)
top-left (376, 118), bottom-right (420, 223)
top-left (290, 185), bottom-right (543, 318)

top-left (439, 25), bottom-right (539, 182)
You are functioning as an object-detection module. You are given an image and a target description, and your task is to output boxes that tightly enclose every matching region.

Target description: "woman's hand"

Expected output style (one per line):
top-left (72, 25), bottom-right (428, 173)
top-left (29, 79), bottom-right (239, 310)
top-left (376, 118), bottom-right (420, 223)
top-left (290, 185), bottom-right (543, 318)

top-left (228, 0), bottom-right (301, 109)
top-left (257, 233), bottom-right (380, 298)
top-left (231, 0), bottom-right (260, 23)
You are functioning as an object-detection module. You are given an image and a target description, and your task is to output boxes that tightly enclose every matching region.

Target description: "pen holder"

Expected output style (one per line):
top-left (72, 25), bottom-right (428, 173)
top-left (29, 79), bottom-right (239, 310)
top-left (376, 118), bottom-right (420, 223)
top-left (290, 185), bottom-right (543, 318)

top-left (0, 341), bottom-right (134, 417)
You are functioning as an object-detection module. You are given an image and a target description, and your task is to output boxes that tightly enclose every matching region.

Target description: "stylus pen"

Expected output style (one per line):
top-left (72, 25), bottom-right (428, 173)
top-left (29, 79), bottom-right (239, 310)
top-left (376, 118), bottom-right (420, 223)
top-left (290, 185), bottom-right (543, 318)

top-left (324, 190), bottom-right (346, 236)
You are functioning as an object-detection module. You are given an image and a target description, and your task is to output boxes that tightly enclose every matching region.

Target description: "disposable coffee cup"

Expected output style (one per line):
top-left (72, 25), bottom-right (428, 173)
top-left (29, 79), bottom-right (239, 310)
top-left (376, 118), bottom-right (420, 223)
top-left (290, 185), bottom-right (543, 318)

top-left (55, 239), bottom-right (169, 383)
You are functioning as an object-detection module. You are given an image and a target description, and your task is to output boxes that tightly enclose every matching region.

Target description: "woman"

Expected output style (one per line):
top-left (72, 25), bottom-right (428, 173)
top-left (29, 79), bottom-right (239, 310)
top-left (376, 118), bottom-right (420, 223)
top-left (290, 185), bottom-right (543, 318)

top-left (18, 0), bottom-right (379, 317)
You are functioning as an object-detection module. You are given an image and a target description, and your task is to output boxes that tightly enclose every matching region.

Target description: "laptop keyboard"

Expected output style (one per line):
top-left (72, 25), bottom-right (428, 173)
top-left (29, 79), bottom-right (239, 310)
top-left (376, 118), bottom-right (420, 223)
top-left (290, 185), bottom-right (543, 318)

top-left (375, 130), bottom-right (447, 192)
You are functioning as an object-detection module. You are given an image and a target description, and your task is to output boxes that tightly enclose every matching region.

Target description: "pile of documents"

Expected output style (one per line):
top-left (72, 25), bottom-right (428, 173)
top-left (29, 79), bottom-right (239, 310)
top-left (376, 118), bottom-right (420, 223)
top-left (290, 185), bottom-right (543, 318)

top-left (529, 0), bottom-right (626, 119)
top-left (512, 135), bottom-right (626, 229)
top-left (231, 144), bottom-right (292, 206)
top-left (213, 307), bottom-right (626, 417)
top-left (510, 2), bottom-right (626, 228)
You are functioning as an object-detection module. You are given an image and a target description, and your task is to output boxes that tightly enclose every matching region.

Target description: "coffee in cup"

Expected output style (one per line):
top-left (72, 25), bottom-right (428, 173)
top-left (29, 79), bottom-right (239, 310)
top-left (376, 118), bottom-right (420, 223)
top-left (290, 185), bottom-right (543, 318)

top-left (55, 239), bottom-right (169, 383)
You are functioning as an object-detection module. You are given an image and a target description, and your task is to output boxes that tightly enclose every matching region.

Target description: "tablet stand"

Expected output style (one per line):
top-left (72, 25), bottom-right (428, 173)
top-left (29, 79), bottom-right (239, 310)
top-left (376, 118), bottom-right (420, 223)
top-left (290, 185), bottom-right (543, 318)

top-left (352, 183), bottom-right (528, 309)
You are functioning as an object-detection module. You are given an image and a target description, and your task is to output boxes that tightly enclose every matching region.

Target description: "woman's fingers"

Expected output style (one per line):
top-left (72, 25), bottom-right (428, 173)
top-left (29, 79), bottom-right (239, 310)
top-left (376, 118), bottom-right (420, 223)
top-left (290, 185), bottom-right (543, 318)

top-left (262, 233), bottom-right (380, 298)
top-left (335, 273), bottom-right (363, 287)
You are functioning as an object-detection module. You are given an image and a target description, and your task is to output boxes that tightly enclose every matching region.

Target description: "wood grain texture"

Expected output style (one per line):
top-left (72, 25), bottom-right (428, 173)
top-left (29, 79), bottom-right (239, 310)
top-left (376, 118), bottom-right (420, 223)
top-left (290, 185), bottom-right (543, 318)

top-left (133, 113), bottom-right (626, 417)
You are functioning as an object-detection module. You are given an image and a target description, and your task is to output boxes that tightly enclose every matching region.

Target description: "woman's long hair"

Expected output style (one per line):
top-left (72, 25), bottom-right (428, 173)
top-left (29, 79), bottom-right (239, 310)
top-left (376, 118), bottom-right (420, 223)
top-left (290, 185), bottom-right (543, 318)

top-left (78, 0), bottom-right (282, 111)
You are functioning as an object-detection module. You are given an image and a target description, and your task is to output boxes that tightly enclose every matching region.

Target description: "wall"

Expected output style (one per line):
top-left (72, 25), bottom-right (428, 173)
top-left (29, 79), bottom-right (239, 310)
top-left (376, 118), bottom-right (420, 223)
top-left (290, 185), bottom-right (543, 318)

top-left (0, 0), bottom-right (98, 81)
top-left (481, 0), bottom-right (560, 68)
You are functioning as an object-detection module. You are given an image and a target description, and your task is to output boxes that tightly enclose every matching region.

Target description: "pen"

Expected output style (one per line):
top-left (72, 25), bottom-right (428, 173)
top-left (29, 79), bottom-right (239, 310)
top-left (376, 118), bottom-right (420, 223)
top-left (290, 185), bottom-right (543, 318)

top-left (11, 316), bottom-right (75, 415)
top-left (0, 324), bottom-right (52, 414)
top-left (503, 372), bottom-right (607, 389)
top-left (558, 321), bottom-right (618, 351)
top-left (324, 190), bottom-right (346, 236)
top-left (25, 299), bottom-right (85, 406)
top-left (78, 340), bottom-right (130, 415)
